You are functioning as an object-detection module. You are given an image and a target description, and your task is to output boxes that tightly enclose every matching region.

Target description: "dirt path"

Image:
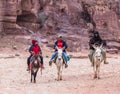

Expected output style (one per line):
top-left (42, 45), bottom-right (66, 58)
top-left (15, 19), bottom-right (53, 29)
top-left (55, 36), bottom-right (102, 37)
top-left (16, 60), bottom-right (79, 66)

top-left (0, 53), bottom-right (120, 94)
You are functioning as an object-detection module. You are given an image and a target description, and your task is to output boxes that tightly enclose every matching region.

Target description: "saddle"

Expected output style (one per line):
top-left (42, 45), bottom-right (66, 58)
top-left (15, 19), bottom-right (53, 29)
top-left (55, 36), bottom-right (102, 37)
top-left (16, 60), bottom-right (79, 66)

top-left (31, 54), bottom-right (42, 68)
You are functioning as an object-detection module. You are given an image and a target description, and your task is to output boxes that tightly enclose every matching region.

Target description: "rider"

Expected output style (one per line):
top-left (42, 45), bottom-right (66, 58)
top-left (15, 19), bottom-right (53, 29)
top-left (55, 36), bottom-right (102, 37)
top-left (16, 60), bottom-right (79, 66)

top-left (27, 40), bottom-right (44, 71)
top-left (49, 35), bottom-right (69, 68)
top-left (88, 30), bottom-right (108, 66)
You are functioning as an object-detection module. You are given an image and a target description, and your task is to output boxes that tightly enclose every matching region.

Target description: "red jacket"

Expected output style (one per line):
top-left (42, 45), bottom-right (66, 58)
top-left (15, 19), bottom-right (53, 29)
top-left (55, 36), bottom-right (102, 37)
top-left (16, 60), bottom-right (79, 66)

top-left (54, 40), bottom-right (67, 52)
top-left (57, 40), bottom-right (63, 48)
top-left (29, 45), bottom-right (42, 54)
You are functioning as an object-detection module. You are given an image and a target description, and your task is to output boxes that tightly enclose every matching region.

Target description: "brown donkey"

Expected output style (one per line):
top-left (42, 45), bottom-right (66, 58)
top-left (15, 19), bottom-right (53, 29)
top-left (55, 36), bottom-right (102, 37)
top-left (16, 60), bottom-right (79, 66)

top-left (30, 54), bottom-right (42, 83)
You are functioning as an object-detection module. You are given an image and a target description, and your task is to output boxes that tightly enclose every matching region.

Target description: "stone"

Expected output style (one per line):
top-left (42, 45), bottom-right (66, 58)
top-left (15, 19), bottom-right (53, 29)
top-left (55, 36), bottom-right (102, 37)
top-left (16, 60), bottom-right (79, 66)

top-left (12, 46), bottom-right (17, 50)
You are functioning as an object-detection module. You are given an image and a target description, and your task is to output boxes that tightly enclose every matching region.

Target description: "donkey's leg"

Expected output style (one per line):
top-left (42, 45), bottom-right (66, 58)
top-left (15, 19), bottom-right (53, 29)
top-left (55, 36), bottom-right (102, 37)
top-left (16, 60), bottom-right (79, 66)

top-left (95, 66), bottom-right (98, 79)
top-left (34, 69), bottom-right (38, 83)
top-left (31, 70), bottom-right (34, 82)
top-left (60, 70), bottom-right (62, 80)
top-left (34, 72), bottom-right (37, 83)
top-left (94, 65), bottom-right (97, 79)
top-left (94, 71), bottom-right (97, 79)
top-left (59, 69), bottom-right (63, 80)
top-left (57, 67), bottom-right (60, 81)
top-left (95, 62), bottom-right (101, 79)
top-left (97, 63), bottom-right (101, 79)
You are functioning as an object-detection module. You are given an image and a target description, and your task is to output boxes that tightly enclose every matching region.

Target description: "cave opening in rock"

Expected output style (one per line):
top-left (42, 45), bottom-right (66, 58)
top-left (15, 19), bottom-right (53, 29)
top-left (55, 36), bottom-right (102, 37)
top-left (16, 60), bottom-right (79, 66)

top-left (17, 12), bottom-right (37, 22)
top-left (16, 11), bottom-right (37, 27)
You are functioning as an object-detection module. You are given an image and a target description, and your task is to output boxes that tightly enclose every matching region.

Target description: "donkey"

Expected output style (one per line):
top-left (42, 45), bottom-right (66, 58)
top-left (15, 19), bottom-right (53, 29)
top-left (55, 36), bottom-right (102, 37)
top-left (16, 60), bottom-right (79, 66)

top-left (55, 48), bottom-right (64, 81)
top-left (92, 44), bottom-right (103, 79)
top-left (30, 54), bottom-right (42, 83)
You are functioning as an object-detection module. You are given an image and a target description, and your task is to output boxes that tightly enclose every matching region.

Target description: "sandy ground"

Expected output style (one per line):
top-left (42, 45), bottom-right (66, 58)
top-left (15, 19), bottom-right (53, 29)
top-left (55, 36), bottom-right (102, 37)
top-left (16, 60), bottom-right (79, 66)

top-left (0, 53), bottom-right (120, 94)
top-left (0, 35), bottom-right (120, 94)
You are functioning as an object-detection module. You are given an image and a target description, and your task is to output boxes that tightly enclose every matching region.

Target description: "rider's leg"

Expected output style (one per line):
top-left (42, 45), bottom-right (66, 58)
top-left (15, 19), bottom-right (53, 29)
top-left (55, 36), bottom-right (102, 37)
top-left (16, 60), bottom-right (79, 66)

top-left (39, 56), bottom-right (43, 65)
top-left (29, 57), bottom-right (33, 70)
top-left (49, 51), bottom-right (58, 66)
top-left (88, 49), bottom-right (94, 66)
top-left (101, 48), bottom-right (108, 64)
top-left (27, 55), bottom-right (32, 70)
top-left (29, 56), bottom-right (36, 70)
top-left (40, 56), bottom-right (45, 68)
top-left (62, 52), bottom-right (68, 68)
top-left (62, 52), bottom-right (68, 63)
top-left (27, 55), bottom-right (32, 66)
top-left (50, 51), bottom-right (58, 61)
top-left (67, 55), bottom-right (70, 61)
top-left (37, 56), bottom-right (41, 68)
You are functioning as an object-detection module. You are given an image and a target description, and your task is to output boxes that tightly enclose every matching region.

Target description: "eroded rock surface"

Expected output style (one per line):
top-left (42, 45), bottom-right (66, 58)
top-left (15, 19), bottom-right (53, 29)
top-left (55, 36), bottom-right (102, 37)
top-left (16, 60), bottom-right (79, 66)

top-left (0, 0), bottom-right (120, 52)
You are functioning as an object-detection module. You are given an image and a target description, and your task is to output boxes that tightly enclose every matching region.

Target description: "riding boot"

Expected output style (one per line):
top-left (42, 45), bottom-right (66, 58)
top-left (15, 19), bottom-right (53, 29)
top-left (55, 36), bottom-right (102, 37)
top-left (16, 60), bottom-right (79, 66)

top-left (27, 61), bottom-right (29, 71)
top-left (65, 61), bottom-right (68, 68)
top-left (27, 63), bottom-right (31, 71)
top-left (65, 63), bottom-right (68, 68)
top-left (27, 55), bottom-right (32, 71)
top-left (49, 60), bottom-right (52, 66)
top-left (104, 61), bottom-right (109, 64)
top-left (103, 55), bottom-right (108, 64)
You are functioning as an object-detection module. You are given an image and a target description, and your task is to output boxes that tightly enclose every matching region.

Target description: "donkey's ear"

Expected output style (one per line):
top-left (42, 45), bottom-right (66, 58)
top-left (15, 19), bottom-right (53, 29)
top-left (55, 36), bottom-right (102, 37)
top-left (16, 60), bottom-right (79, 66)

top-left (92, 45), bottom-right (97, 50)
top-left (100, 43), bottom-right (103, 48)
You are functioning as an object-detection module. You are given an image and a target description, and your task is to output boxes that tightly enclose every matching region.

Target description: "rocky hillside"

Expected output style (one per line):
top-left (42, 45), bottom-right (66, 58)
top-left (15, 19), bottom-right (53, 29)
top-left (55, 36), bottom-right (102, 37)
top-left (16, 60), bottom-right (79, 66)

top-left (0, 0), bottom-right (120, 53)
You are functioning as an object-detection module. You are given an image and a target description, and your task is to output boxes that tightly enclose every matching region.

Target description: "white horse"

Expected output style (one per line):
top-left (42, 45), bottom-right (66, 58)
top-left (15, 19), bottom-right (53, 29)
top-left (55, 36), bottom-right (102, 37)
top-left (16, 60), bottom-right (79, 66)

top-left (92, 44), bottom-right (103, 79)
top-left (55, 48), bottom-right (64, 81)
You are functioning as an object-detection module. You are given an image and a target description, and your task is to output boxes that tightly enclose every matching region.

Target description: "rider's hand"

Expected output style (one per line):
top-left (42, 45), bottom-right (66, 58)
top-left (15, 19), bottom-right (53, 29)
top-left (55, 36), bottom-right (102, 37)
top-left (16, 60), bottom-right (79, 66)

top-left (62, 47), bottom-right (65, 50)
top-left (55, 46), bottom-right (58, 50)
top-left (31, 51), bottom-right (35, 55)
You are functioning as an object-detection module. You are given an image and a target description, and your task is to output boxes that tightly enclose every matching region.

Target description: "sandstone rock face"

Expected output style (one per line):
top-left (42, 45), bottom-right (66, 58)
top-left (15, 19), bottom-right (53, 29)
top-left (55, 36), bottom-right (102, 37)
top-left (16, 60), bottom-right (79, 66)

top-left (0, 0), bottom-right (17, 33)
top-left (0, 0), bottom-right (120, 53)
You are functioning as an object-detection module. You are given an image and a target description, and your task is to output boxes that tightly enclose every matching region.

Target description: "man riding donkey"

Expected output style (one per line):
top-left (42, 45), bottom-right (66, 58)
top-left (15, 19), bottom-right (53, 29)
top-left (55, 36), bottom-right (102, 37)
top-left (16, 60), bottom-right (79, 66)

top-left (27, 40), bottom-right (44, 71)
top-left (49, 35), bottom-right (70, 68)
top-left (88, 30), bottom-right (109, 66)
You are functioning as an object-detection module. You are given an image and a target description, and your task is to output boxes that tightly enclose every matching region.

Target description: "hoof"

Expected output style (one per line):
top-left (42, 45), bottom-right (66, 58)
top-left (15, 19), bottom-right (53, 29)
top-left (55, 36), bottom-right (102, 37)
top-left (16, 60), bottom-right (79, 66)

top-left (98, 77), bottom-right (100, 79)
top-left (60, 76), bottom-right (62, 80)
top-left (94, 75), bottom-right (97, 79)
top-left (60, 78), bottom-right (62, 80)
top-left (94, 77), bottom-right (97, 79)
